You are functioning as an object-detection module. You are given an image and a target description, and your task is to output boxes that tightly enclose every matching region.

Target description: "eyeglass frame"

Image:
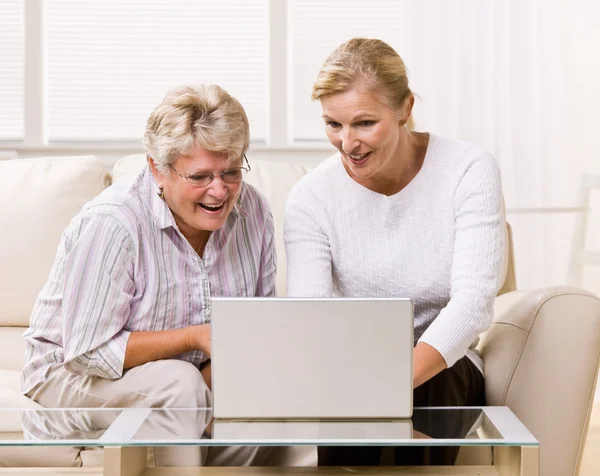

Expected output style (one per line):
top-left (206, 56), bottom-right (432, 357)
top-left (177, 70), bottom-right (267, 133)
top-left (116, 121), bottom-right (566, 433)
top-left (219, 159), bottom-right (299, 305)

top-left (168, 154), bottom-right (251, 187)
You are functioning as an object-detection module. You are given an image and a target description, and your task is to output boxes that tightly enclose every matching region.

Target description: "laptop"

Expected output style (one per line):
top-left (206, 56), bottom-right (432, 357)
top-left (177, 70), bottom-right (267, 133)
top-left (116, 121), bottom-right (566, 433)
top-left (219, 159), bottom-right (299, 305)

top-left (210, 297), bottom-right (413, 420)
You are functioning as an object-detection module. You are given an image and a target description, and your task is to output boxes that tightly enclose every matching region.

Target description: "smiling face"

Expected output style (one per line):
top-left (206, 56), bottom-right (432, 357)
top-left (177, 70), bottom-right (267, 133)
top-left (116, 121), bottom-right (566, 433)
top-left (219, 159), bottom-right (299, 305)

top-left (150, 145), bottom-right (243, 242)
top-left (321, 85), bottom-right (410, 182)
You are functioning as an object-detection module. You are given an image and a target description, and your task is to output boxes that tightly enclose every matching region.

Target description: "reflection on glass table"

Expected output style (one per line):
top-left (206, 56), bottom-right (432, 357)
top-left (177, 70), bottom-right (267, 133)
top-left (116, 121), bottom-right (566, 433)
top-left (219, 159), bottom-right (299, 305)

top-left (0, 407), bottom-right (539, 476)
top-left (19, 408), bottom-right (122, 442)
top-left (0, 407), bottom-right (532, 447)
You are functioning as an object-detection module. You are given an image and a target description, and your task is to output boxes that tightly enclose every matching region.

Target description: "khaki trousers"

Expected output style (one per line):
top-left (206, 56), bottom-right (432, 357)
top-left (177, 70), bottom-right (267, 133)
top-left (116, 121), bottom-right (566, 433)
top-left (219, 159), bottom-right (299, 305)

top-left (27, 359), bottom-right (269, 467)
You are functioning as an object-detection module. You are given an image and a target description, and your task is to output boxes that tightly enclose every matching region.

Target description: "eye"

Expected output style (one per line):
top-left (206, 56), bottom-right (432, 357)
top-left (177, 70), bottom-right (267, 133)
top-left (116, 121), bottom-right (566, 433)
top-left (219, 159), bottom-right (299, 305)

top-left (325, 121), bottom-right (341, 128)
top-left (188, 172), bottom-right (213, 184)
top-left (356, 120), bottom-right (376, 127)
top-left (222, 169), bottom-right (243, 181)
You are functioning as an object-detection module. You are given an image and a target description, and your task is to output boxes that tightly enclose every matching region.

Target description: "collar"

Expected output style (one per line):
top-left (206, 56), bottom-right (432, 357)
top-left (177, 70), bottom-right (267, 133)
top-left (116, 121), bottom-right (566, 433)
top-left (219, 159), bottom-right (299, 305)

top-left (230, 182), bottom-right (249, 219)
top-left (144, 168), bottom-right (178, 230)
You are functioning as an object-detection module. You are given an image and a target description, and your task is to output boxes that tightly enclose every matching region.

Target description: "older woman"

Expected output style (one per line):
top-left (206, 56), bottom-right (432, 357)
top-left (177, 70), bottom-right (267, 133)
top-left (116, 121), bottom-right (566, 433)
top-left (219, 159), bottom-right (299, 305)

top-left (284, 38), bottom-right (506, 466)
top-left (21, 84), bottom-right (275, 466)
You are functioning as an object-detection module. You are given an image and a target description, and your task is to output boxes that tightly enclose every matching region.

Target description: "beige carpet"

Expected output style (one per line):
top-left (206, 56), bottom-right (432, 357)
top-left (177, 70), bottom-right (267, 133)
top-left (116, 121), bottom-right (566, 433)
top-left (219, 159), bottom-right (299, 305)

top-left (580, 402), bottom-right (600, 475)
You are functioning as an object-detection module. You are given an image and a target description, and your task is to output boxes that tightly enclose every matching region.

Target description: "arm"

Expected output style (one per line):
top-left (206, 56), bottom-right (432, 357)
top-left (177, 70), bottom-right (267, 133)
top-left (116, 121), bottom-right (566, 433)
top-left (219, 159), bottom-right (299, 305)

top-left (61, 215), bottom-right (135, 379)
top-left (284, 186), bottom-right (334, 297)
top-left (256, 207), bottom-right (277, 297)
top-left (200, 361), bottom-right (212, 391)
top-left (62, 215), bottom-right (210, 378)
top-left (413, 342), bottom-right (447, 388)
top-left (123, 325), bottom-right (211, 369)
top-left (417, 154), bottom-right (506, 382)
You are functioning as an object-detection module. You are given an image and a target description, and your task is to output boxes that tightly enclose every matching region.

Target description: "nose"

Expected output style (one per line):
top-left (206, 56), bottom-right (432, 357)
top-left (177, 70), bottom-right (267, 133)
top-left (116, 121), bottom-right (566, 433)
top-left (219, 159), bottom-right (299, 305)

top-left (341, 127), bottom-right (359, 154)
top-left (206, 175), bottom-right (228, 199)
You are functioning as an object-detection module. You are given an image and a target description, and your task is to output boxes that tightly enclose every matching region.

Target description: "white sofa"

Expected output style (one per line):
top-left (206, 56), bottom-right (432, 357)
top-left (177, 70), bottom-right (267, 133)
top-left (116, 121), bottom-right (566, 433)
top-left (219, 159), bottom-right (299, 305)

top-left (1, 153), bottom-right (600, 476)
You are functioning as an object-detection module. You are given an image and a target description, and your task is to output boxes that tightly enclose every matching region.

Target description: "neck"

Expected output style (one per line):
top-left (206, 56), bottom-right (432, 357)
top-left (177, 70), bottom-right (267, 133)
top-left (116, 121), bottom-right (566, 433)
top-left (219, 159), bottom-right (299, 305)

top-left (359, 130), bottom-right (429, 196)
top-left (189, 231), bottom-right (212, 258)
top-left (173, 215), bottom-right (212, 257)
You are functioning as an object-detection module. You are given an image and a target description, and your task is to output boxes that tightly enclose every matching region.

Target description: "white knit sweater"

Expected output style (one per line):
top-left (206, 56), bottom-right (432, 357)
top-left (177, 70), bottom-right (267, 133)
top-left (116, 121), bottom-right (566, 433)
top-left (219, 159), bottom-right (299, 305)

top-left (283, 134), bottom-right (506, 372)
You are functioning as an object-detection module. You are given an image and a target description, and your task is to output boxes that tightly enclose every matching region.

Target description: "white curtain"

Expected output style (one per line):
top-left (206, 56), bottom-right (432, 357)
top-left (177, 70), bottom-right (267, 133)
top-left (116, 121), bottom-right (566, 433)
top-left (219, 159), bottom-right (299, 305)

top-left (401, 0), bottom-right (600, 292)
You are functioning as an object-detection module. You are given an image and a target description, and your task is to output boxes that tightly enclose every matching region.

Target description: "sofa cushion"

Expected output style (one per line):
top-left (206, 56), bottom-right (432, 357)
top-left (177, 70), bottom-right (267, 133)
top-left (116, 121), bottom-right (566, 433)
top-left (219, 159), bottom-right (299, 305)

top-left (0, 413), bottom-right (86, 468)
top-left (0, 156), bottom-right (110, 327)
top-left (0, 328), bottom-right (27, 372)
top-left (112, 154), bottom-right (316, 296)
top-left (0, 369), bottom-right (41, 410)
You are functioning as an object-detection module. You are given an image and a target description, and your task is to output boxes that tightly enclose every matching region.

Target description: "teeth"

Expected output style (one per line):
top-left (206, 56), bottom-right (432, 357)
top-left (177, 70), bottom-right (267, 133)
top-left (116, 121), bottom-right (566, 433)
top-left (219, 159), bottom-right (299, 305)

top-left (200, 202), bottom-right (224, 209)
top-left (349, 153), bottom-right (368, 160)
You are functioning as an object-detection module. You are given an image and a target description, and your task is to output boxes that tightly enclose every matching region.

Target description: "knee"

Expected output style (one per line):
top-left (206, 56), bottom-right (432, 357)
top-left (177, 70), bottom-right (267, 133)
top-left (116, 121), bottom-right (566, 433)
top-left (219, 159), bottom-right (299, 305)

top-left (143, 360), bottom-right (210, 408)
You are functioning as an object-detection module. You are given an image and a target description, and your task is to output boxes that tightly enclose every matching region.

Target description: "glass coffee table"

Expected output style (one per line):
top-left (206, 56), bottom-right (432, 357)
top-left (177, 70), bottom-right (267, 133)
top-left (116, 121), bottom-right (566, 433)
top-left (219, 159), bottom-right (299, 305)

top-left (0, 406), bottom-right (538, 475)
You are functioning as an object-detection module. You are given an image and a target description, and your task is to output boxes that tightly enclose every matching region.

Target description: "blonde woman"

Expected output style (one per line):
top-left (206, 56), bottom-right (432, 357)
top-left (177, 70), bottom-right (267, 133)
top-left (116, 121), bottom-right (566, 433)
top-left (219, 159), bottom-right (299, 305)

top-left (22, 85), bottom-right (275, 467)
top-left (284, 38), bottom-right (506, 466)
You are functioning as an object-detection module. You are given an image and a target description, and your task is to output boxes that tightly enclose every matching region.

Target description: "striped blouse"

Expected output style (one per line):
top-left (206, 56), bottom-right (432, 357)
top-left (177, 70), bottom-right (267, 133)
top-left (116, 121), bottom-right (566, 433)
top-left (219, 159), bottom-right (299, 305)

top-left (21, 167), bottom-right (276, 394)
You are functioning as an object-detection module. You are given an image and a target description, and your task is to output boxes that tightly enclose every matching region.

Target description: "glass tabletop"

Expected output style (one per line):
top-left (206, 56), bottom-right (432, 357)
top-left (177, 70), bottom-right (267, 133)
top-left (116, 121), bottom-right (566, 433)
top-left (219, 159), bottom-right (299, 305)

top-left (0, 407), bottom-right (537, 447)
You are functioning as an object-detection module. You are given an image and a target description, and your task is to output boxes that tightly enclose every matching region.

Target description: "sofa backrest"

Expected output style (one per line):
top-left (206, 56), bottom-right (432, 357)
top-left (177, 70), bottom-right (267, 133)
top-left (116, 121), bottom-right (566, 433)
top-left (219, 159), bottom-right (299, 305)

top-left (0, 156), bottom-right (110, 369)
top-left (0, 156), bottom-right (110, 326)
top-left (498, 222), bottom-right (517, 295)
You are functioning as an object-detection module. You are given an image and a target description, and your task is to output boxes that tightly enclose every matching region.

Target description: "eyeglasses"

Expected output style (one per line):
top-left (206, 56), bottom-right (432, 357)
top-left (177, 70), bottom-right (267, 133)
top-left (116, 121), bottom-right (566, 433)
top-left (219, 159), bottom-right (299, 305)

top-left (169, 154), bottom-right (251, 188)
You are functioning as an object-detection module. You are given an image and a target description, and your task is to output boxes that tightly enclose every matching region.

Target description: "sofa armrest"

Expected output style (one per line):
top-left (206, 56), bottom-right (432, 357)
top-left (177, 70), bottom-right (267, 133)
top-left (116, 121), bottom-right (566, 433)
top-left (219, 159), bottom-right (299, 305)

top-left (479, 286), bottom-right (600, 476)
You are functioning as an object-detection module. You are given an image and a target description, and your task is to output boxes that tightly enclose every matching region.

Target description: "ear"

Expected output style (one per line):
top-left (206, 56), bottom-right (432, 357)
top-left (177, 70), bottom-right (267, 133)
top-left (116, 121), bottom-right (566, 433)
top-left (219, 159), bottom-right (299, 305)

top-left (399, 95), bottom-right (415, 126)
top-left (147, 156), bottom-right (164, 186)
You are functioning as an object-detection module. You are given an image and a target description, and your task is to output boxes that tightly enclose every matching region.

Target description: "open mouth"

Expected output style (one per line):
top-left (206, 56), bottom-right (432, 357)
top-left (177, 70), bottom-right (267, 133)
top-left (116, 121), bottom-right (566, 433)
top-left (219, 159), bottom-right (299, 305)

top-left (198, 202), bottom-right (225, 212)
top-left (347, 152), bottom-right (371, 165)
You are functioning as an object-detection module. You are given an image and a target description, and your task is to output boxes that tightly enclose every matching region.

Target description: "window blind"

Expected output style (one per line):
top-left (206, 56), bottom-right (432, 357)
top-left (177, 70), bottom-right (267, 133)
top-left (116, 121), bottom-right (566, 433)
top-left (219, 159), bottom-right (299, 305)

top-left (290, 0), bottom-right (405, 141)
top-left (45, 0), bottom-right (268, 142)
top-left (0, 0), bottom-right (24, 140)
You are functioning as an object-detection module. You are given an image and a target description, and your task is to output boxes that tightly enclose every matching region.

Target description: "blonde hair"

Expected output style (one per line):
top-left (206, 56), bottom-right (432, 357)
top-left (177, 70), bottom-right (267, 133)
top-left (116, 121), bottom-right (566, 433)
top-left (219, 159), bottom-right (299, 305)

top-left (144, 84), bottom-right (250, 173)
top-left (312, 38), bottom-right (414, 129)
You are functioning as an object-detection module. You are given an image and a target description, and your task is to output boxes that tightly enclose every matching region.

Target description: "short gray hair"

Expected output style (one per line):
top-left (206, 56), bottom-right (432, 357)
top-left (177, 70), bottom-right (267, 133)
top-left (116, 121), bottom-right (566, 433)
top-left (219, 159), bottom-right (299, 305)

top-left (143, 84), bottom-right (250, 173)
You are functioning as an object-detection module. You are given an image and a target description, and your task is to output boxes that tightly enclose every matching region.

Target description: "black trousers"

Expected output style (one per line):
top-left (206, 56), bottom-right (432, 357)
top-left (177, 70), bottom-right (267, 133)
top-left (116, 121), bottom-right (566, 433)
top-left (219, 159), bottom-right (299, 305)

top-left (318, 356), bottom-right (485, 466)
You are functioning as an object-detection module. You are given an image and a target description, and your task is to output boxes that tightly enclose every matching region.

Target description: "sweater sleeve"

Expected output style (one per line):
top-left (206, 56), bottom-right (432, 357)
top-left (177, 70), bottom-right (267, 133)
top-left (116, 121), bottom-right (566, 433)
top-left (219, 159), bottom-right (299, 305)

top-left (284, 185), bottom-right (334, 297)
top-left (418, 154), bottom-right (506, 367)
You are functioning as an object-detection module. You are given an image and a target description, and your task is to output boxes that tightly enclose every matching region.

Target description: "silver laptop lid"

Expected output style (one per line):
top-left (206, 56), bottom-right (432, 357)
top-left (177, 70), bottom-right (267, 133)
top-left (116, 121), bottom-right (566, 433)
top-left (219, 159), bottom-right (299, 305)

top-left (211, 298), bottom-right (413, 420)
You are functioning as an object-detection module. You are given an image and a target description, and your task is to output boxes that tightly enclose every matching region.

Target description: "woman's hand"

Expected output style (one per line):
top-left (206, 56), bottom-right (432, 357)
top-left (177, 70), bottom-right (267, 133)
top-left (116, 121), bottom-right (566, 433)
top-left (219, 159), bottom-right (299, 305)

top-left (122, 324), bottom-right (212, 371)
top-left (200, 360), bottom-right (212, 391)
top-left (186, 324), bottom-right (212, 357)
top-left (413, 342), bottom-right (447, 389)
top-left (124, 325), bottom-right (208, 370)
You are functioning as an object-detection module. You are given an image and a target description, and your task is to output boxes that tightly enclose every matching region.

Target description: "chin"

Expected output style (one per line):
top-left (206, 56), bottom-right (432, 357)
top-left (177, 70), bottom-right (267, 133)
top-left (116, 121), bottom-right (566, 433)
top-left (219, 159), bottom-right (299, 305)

top-left (348, 162), bottom-right (379, 179)
top-left (197, 218), bottom-right (228, 231)
top-left (205, 209), bottom-right (236, 229)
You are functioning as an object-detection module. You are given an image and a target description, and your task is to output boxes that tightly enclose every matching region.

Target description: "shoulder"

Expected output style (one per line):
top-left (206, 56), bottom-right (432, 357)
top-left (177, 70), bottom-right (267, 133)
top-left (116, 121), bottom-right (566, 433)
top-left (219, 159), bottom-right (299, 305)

top-left (428, 134), bottom-right (495, 167)
top-left (238, 181), bottom-right (273, 223)
top-left (66, 175), bottom-right (147, 248)
top-left (61, 204), bottom-right (135, 259)
top-left (287, 153), bottom-right (342, 207)
top-left (425, 134), bottom-right (501, 186)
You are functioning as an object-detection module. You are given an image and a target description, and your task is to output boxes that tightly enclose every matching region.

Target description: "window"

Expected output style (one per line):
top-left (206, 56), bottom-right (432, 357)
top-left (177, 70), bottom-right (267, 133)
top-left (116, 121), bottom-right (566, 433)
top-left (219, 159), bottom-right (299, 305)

top-left (0, 0), bottom-right (24, 140)
top-left (2, 0), bottom-right (407, 147)
top-left (289, 0), bottom-right (405, 141)
top-left (45, 0), bottom-right (268, 142)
